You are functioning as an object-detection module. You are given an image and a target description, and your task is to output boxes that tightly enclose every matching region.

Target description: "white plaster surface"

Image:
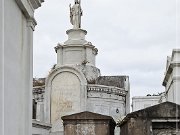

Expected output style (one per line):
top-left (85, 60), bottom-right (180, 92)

top-left (36, 102), bottom-right (45, 121)
top-left (45, 66), bottom-right (87, 134)
top-left (51, 72), bottom-right (81, 132)
top-left (87, 97), bottom-right (125, 121)
top-left (2, 1), bottom-right (32, 134)
top-left (132, 96), bottom-right (160, 112)
top-left (0, 0), bottom-right (42, 135)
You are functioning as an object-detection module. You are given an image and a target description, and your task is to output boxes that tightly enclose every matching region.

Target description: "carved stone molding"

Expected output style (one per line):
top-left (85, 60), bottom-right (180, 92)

top-left (27, 17), bottom-right (37, 31)
top-left (87, 84), bottom-right (127, 97)
top-left (29, 0), bottom-right (44, 10)
top-left (16, 0), bottom-right (44, 30)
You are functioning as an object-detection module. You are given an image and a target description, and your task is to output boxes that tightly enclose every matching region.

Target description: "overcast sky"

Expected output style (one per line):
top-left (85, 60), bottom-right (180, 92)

top-left (33, 0), bottom-right (179, 98)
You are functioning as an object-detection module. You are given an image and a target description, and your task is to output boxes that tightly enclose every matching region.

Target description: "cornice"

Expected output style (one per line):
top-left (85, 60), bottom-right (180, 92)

top-left (15, 0), bottom-right (44, 30)
top-left (16, 0), bottom-right (34, 18)
top-left (162, 63), bottom-right (173, 86)
top-left (66, 29), bottom-right (87, 35)
top-left (172, 49), bottom-right (180, 59)
top-left (54, 43), bottom-right (97, 52)
top-left (162, 61), bottom-right (180, 86)
top-left (171, 61), bottom-right (180, 67)
top-left (54, 43), bottom-right (64, 53)
top-left (27, 17), bottom-right (37, 31)
top-left (29, 0), bottom-right (44, 10)
top-left (92, 48), bottom-right (98, 55)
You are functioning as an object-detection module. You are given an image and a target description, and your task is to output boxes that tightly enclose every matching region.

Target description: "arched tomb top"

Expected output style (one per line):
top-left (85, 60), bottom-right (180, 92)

top-left (46, 65), bottom-right (87, 87)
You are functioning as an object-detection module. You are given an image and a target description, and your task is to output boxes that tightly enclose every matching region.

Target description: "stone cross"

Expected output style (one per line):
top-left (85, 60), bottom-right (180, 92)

top-left (69, 0), bottom-right (83, 29)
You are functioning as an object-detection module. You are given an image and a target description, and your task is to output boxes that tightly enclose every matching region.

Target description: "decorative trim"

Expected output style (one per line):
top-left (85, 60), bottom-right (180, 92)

top-left (87, 84), bottom-right (127, 97)
top-left (172, 49), bottom-right (180, 59)
top-left (162, 61), bottom-right (180, 86)
top-left (15, 0), bottom-right (33, 18)
top-left (54, 43), bottom-right (64, 53)
top-left (92, 48), bottom-right (98, 55)
top-left (54, 43), bottom-right (98, 55)
top-left (29, 0), bottom-right (43, 9)
top-left (152, 119), bottom-right (180, 122)
top-left (15, 0), bottom-right (43, 30)
top-left (27, 17), bottom-right (37, 31)
top-left (66, 29), bottom-right (87, 35)
top-left (171, 61), bottom-right (180, 67)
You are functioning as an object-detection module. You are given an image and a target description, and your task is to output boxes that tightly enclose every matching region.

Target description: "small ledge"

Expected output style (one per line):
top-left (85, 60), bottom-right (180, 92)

top-left (32, 119), bottom-right (52, 129)
top-left (162, 61), bottom-right (180, 86)
top-left (54, 43), bottom-right (63, 53)
top-left (29, 0), bottom-right (44, 9)
top-left (27, 17), bottom-right (37, 31)
top-left (66, 29), bottom-right (87, 35)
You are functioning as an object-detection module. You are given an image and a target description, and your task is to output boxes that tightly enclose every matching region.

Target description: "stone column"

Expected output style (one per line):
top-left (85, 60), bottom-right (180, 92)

top-left (36, 102), bottom-right (45, 122)
top-left (0, 0), bottom-right (4, 134)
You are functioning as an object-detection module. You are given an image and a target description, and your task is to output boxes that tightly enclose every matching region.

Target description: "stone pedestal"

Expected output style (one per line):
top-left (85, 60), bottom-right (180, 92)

top-left (36, 102), bottom-right (44, 121)
top-left (55, 29), bottom-right (98, 67)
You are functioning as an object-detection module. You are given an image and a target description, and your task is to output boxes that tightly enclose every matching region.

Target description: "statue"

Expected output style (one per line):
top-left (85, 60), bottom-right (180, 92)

top-left (69, 0), bottom-right (83, 29)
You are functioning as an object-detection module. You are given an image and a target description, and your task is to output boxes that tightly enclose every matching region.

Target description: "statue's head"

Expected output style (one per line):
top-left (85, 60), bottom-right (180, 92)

top-left (75, 0), bottom-right (79, 4)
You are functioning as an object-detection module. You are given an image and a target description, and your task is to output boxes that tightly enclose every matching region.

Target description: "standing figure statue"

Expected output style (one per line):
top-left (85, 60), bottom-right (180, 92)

top-left (69, 0), bottom-right (83, 29)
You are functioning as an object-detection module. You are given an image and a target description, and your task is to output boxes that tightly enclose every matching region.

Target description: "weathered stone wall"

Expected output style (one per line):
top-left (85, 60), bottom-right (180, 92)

top-left (95, 76), bottom-right (126, 88)
top-left (132, 96), bottom-right (161, 112)
top-left (87, 85), bottom-right (126, 121)
top-left (120, 118), bottom-right (151, 135)
top-left (119, 102), bottom-right (180, 135)
top-left (153, 129), bottom-right (180, 135)
top-left (75, 65), bottom-right (101, 84)
top-left (51, 72), bottom-right (81, 132)
top-left (45, 66), bottom-right (88, 135)
top-left (152, 122), bottom-right (180, 135)
top-left (62, 112), bottom-right (116, 135)
top-left (64, 122), bottom-right (110, 135)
